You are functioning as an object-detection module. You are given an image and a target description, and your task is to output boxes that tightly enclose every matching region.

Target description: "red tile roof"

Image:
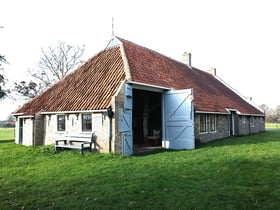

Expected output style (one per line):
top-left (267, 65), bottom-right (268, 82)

top-left (119, 37), bottom-right (264, 115)
top-left (14, 36), bottom-right (264, 116)
top-left (14, 46), bottom-right (126, 115)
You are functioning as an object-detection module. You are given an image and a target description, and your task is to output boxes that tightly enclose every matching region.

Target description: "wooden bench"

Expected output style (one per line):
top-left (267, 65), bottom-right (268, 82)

top-left (55, 134), bottom-right (95, 154)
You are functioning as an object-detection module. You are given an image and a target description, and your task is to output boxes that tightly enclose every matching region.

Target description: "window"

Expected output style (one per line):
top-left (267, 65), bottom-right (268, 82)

top-left (199, 114), bottom-right (207, 133)
top-left (242, 116), bottom-right (246, 124)
top-left (209, 115), bottom-right (216, 132)
top-left (200, 114), bottom-right (216, 133)
top-left (260, 116), bottom-right (264, 124)
top-left (82, 113), bottom-right (92, 132)
top-left (57, 115), bottom-right (65, 131)
top-left (250, 116), bottom-right (255, 127)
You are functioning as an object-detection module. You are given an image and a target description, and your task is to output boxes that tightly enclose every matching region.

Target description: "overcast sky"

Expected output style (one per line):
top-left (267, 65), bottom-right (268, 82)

top-left (1, 0), bottom-right (279, 120)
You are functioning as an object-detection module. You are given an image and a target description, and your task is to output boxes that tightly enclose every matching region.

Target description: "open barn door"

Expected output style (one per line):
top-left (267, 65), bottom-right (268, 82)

top-left (120, 84), bottom-right (133, 156)
top-left (163, 89), bottom-right (195, 149)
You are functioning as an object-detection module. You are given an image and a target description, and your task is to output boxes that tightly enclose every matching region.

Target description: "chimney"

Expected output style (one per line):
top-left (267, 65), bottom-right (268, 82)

top-left (182, 52), bottom-right (191, 67)
top-left (208, 67), bottom-right (217, 76)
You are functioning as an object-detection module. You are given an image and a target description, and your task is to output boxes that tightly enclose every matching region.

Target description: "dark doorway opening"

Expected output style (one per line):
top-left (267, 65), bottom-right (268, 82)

top-left (19, 118), bottom-right (23, 144)
top-left (230, 111), bottom-right (239, 136)
top-left (132, 89), bottom-right (162, 152)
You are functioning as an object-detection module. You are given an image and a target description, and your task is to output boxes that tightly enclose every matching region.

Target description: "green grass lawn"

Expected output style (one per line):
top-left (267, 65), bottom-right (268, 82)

top-left (266, 123), bottom-right (280, 129)
top-left (1, 128), bottom-right (280, 209)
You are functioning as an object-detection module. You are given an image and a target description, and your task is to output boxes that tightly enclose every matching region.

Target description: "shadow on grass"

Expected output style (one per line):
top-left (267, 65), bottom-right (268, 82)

top-left (0, 139), bottom-right (14, 144)
top-left (133, 148), bottom-right (168, 156)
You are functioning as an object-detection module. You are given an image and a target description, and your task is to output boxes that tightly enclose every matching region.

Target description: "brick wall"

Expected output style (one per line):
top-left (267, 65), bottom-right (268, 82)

top-left (15, 117), bottom-right (33, 146)
top-left (238, 115), bottom-right (265, 135)
top-left (195, 114), bottom-right (230, 143)
top-left (112, 84), bottom-right (125, 154)
top-left (195, 113), bottom-right (265, 144)
top-left (43, 112), bottom-right (110, 153)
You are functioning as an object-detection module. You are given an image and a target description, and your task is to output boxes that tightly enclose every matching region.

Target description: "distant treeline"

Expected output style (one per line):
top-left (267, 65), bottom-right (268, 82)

top-left (0, 121), bottom-right (15, 128)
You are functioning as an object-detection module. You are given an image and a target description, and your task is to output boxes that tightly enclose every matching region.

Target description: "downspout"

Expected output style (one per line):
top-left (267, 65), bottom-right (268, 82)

top-left (107, 106), bottom-right (114, 153)
top-left (32, 117), bottom-right (35, 146)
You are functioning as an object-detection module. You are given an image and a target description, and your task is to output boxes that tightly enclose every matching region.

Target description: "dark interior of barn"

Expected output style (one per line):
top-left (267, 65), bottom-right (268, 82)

top-left (132, 89), bottom-right (162, 147)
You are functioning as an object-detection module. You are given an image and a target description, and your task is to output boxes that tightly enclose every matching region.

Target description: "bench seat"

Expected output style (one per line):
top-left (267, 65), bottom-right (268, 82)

top-left (55, 134), bottom-right (94, 154)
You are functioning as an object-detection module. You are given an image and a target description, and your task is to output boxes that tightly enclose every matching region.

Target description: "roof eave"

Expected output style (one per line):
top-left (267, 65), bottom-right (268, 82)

top-left (195, 111), bottom-right (230, 115)
top-left (41, 109), bottom-right (109, 115)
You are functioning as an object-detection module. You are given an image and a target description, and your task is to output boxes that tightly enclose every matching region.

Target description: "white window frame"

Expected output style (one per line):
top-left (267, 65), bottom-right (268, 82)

top-left (82, 113), bottom-right (92, 132)
top-left (57, 115), bottom-right (66, 132)
top-left (199, 114), bottom-right (216, 133)
top-left (242, 116), bottom-right (246, 124)
top-left (250, 116), bottom-right (255, 127)
top-left (260, 116), bottom-right (264, 124)
top-left (208, 114), bottom-right (217, 133)
top-left (199, 114), bottom-right (207, 133)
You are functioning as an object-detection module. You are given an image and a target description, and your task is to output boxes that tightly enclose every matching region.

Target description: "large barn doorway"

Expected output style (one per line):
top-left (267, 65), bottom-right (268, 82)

top-left (132, 89), bottom-right (162, 152)
top-left (121, 84), bottom-right (194, 155)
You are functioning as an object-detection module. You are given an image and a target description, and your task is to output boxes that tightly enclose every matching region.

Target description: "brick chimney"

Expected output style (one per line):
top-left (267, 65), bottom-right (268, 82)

top-left (208, 67), bottom-right (217, 76)
top-left (182, 52), bottom-right (191, 67)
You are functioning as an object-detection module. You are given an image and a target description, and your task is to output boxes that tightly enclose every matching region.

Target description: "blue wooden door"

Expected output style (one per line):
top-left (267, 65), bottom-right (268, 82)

top-left (122, 131), bottom-right (132, 155)
top-left (120, 84), bottom-right (133, 156)
top-left (163, 89), bottom-right (195, 149)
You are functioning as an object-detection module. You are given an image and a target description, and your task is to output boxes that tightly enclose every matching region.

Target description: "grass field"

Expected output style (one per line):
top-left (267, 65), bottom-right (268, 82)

top-left (1, 128), bottom-right (280, 209)
top-left (266, 123), bottom-right (280, 129)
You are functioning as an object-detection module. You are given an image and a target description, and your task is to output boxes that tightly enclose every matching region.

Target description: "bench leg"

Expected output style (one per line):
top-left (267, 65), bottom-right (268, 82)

top-left (55, 146), bottom-right (60, 152)
top-left (80, 144), bottom-right (84, 154)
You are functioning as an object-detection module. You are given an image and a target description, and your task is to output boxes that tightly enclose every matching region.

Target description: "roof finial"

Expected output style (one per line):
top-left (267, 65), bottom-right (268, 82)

top-left (112, 17), bottom-right (114, 37)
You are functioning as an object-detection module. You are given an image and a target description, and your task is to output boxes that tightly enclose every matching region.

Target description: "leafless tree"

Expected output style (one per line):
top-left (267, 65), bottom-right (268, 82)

top-left (14, 41), bottom-right (85, 98)
top-left (14, 81), bottom-right (43, 99)
top-left (31, 41), bottom-right (85, 89)
top-left (0, 26), bottom-right (8, 99)
top-left (0, 55), bottom-right (8, 99)
top-left (259, 104), bottom-right (280, 123)
top-left (259, 104), bottom-right (270, 114)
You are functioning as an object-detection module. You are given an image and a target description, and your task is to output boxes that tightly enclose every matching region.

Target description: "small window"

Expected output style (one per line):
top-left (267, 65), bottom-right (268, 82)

top-left (82, 113), bottom-right (92, 132)
top-left (209, 115), bottom-right (216, 132)
top-left (242, 116), bottom-right (246, 124)
top-left (199, 114), bottom-right (207, 133)
top-left (57, 115), bottom-right (65, 131)
top-left (250, 116), bottom-right (255, 127)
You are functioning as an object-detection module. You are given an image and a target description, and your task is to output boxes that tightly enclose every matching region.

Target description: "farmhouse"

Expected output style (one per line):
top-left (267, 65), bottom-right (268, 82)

top-left (13, 36), bottom-right (265, 155)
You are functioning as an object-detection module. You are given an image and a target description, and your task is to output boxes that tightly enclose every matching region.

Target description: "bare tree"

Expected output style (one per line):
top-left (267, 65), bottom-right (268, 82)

top-left (14, 41), bottom-right (85, 98)
top-left (14, 81), bottom-right (43, 98)
top-left (259, 104), bottom-right (270, 114)
top-left (0, 26), bottom-right (8, 99)
top-left (275, 105), bottom-right (280, 116)
top-left (0, 55), bottom-right (8, 99)
top-left (259, 104), bottom-right (280, 123)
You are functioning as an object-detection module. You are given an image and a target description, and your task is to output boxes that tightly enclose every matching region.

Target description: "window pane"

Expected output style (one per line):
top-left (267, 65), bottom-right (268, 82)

top-left (57, 115), bottom-right (65, 131)
top-left (250, 116), bottom-right (255, 127)
top-left (200, 114), bottom-right (206, 132)
top-left (82, 114), bottom-right (92, 131)
top-left (209, 115), bottom-right (216, 132)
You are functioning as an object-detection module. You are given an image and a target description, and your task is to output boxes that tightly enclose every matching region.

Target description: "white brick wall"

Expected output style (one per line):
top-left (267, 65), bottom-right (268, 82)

top-left (43, 112), bottom-right (110, 153)
top-left (15, 118), bottom-right (33, 146)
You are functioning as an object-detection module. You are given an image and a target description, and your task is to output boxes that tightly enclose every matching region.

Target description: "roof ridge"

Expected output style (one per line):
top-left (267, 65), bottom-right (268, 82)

top-left (116, 37), bottom-right (209, 72)
top-left (119, 37), bottom-right (264, 115)
top-left (117, 37), bottom-right (131, 81)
